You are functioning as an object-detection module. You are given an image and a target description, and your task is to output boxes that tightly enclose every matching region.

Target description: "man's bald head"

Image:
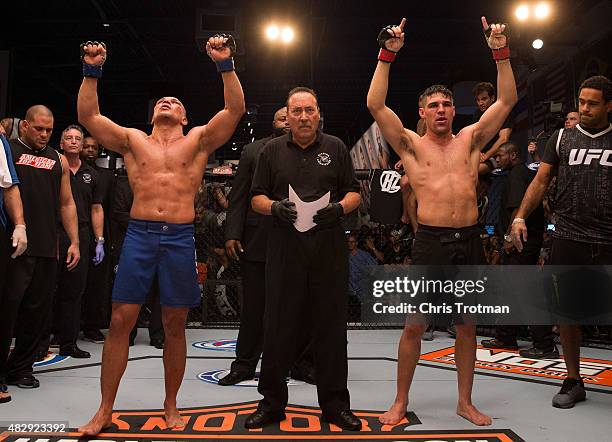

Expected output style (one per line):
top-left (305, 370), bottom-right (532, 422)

top-left (24, 105), bottom-right (53, 122)
top-left (22, 105), bottom-right (54, 150)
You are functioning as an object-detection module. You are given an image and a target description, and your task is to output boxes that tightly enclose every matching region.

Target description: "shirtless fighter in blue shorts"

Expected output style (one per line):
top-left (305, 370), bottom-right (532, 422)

top-left (77, 37), bottom-right (245, 435)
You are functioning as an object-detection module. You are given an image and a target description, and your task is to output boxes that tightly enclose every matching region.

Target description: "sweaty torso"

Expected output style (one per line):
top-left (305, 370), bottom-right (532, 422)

top-left (400, 129), bottom-right (480, 228)
top-left (123, 129), bottom-right (208, 223)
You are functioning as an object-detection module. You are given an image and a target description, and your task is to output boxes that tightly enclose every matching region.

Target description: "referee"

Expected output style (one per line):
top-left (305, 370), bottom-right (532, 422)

top-left (512, 75), bottom-right (612, 409)
top-left (245, 87), bottom-right (362, 431)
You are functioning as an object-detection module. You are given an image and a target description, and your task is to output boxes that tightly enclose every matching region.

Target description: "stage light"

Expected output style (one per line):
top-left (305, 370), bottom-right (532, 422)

top-left (281, 26), bottom-right (295, 43)
top-left (515, 5), bottom-right (530, 21)
top-left (266, 25), bottom-right (280, 40)
top-left (532, 38), bottom-right (544, 49)
top-left (534, 3), bottom-right (550, 19)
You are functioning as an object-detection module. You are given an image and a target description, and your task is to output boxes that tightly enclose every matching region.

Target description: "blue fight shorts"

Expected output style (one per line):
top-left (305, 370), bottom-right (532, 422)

top-left (113, 219), bottom-right (200, 307)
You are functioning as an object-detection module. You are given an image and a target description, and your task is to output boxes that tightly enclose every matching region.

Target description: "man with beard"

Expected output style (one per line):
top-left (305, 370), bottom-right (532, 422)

top-left (512, 75), bottom-right (612, 409)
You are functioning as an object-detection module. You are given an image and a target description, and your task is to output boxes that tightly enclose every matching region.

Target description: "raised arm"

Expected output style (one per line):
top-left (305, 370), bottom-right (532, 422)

top-left (198, 35), bottom-right (246, 154)
top-left (471, 18), bottom-right (517, 151)
top-left (367, 18), bottom-right (415, 155)
top-left (77, 42), bottom-right (130, 155)
top-left (58, 155), bottom-right (80, 270)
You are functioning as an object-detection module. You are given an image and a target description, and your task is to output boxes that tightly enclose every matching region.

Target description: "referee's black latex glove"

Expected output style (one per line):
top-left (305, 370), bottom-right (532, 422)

top-left (313, 203), bottom-right (343, 226)
top-left (271, 198), bottom-right (297, 224)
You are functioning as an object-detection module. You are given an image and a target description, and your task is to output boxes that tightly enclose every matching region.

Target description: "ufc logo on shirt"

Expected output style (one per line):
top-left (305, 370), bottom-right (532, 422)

top-left (379, 170), bottom-right (401, 193)
top-left (568, 149), bottom-right (612, 166)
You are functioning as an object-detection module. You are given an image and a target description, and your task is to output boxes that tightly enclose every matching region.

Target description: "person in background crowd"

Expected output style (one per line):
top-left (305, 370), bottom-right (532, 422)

top-left (81, 136), bottom-right (115, 343)
top-left (481, 141), bottom-right (557, 359)
top-left (564, 109), bottom-right (579, 129)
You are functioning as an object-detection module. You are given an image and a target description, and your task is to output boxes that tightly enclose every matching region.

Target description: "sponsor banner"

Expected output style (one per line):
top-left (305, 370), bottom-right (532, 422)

top-left (421, 346), bottom-right (612, 388)
top-left (192, 339), bottom-right (237, 352)
top-left (362, 265), bottom-right (612, 325)
top-left (197, 369), bottom-right (303, 387)
top-left (0, 402), bottom-right (435, 441)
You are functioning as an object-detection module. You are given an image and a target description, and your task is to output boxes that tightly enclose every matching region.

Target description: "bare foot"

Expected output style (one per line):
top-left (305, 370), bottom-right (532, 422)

top-left (78, 409), bottom-right (112, 436)
top-left (379, 400), bottom-right (407, 425)
top-left (456, 403), bottom-right (492, 426)
top-left (165, 406), bottom-right (185, 429)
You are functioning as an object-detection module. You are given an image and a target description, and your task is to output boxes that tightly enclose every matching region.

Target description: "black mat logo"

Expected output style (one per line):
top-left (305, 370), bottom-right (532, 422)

top-left (0, 401), bottom-right (526, 441)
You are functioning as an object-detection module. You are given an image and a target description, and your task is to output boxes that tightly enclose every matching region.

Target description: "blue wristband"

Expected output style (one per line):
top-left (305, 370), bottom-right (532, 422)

top-left (215, 57), bottom-right (235, 73)
top-left (83, 63), bottom-right (103, 78)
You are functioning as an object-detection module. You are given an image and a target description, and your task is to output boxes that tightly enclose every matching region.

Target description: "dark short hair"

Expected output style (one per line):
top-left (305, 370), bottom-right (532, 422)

top-left (418, 84), bottom-right (454, 107)
top-left (528, 137), bottom-right (537, 143)
top-left (565, 108), bottom-right (578, 115)
top-left (579, 75), bottom-right (611, 102)
top-left (286, 87), bottom-right (319, 109)
top-left (61, 124), bottom-right (84, 139)
top-left (499, 141), bottom-right (521, 158)
top-left (472, 82), bottom-right (495, 98)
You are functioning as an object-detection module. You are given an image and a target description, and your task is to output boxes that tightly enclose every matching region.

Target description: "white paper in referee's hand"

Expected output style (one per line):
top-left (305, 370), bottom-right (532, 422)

top-left (289, 184), bottom-right (330, 232)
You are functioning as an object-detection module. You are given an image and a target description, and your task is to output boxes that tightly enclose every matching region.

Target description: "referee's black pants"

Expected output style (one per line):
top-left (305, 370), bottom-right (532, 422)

top-left (54, 226), bottom-right (91, 349)
top-left (82, 237), bottom-right (113, 332)
top-left (0, 254), bottom-right (57, 381)
top-left (496, 236), bottom-right (555, 349)
top-left (257, 224), bottom-right (350, 416)
top-left (231, 259), bottom-right (266, 375)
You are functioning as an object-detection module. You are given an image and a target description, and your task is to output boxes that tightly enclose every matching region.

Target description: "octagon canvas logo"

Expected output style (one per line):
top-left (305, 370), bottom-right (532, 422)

top-left (421, 346), bottom-right (612, 388)
top-left (192, 339), bottom-right (237, 352)
top-left (0, 402), bottom-right (527, 441)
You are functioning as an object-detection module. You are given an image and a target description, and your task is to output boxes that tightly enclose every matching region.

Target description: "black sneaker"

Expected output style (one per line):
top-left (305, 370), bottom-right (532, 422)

top-left (552, 377), bottom-right (586, 408)
top-left (481, 338), bottom-right (518, 350)
top-left (7, 374), bottom-right (40, 389)
top-left (519, 345), bottom-right (559, 359)
top-left (59, 345), bottom-right (91, 358)
top-left (82, 329), bottom-right (105, 344)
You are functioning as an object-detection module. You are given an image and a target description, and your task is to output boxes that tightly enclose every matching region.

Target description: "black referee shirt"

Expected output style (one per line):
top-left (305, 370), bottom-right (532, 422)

top-left (251, 130), bottom-right (359, 204)
top-left (499, 163), bottom-right (545, 235)
top-left (71, 161), bottom-right (103, 226)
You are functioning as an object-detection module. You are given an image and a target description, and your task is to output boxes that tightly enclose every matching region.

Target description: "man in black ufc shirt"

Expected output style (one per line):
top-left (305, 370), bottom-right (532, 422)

top-left (48, 125), bottom-right (105, 359)
top-left (512, 75), bottom-right (612, 409)
top-left (0, 105), bottom-right (79, 391)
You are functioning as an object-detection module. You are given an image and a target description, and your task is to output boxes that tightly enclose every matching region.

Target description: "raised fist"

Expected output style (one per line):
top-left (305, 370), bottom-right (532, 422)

top-left (80, 41), bottom-right (107, 66)
top-left (481, 17), bottom-right (507, 49)
top-left (379, 18), bottom-right (406, 53)
top-left (205, 34), bottom-right (234, 62)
